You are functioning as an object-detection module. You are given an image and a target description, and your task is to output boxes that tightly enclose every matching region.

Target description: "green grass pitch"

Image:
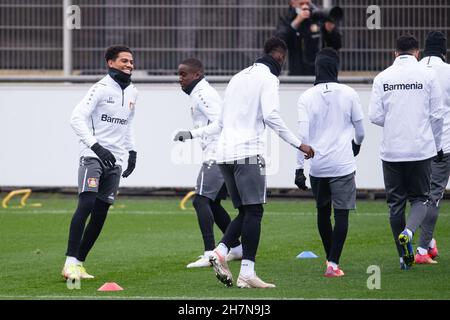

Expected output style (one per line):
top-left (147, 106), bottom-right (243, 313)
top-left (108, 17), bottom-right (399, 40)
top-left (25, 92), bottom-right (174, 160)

top-left (0, 194), bottom-right (449, 300)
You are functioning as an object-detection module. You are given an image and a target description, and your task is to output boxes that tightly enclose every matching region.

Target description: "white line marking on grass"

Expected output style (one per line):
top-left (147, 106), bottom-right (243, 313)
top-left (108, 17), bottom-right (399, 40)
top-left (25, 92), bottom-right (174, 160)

top-left (0, 209), bottom-right (448, 217)
top-left (0, 295), bottom-right (396, 300)
top-left (0, 295), bottom-right (305, 300)
top-left (0, 295), bottom-right (425, 300)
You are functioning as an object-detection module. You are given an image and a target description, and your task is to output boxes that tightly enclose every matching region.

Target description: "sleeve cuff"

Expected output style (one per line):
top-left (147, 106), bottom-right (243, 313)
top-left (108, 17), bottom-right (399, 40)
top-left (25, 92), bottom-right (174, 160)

top-left (190, 128), bottom-right (201, 138)
top-left (87, 138), bottom-right (98, 148)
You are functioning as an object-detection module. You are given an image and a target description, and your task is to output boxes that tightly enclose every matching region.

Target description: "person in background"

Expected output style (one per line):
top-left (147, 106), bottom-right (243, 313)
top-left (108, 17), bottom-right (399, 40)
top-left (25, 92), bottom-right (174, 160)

top-left (275, 0), bottom-right (342, 75)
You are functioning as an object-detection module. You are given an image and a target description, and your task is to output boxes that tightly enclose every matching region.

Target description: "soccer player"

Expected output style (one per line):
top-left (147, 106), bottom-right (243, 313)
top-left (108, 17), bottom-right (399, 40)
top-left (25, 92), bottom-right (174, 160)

top-left (176, 37), bottom-right (314, 288)
top-left (369, 35), bottom-right (443, 270)
top-left (416, 31), bottom-right (450, 264)
top-left (295, 48), bottom-right (365, 277)
top-left (61, 45), bottom-right (138, 280)
top-left (175, 58), bottom-right (242, 268)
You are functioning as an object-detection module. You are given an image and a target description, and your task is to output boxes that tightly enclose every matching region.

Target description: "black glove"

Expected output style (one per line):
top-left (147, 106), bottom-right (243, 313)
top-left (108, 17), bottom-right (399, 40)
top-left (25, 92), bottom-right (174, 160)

top-left (174, 131), bottom-right (193, 142)
top-left (122, 151), bottom-right (137, 178)
top-left (91, 143), bottom-right (116, 168)
top-left (295, 169), bottom-right (308, 190)
top-left (352, 140), bottom-right (361, 157)
top-left (435, 149), bottom-right (444, 162)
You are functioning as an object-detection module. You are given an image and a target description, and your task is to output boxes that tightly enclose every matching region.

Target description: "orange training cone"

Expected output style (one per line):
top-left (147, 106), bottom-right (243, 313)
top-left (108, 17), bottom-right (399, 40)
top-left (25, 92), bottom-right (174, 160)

top-left (97, 282), bottom-right (124, 291)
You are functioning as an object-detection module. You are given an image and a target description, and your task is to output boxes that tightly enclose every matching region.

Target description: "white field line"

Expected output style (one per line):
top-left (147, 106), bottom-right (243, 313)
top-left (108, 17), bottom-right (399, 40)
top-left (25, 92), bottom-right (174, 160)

top-left (0, 295), bottom-right (293, 300)
top-left (0, 295), bottom-right (398, 300)
top-left (0, 209), bottom-right (427, 217)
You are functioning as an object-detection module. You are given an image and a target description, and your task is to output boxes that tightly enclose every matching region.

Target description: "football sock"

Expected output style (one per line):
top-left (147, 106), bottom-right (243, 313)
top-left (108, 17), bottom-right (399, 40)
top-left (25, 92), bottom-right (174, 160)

top-left (216, 243), bottom-right (229, 257)
top-left (405, 228), bottom-right (413, 239)
top-left (65, 192), bottom-right (97, 258)
top-left (240, 259), bottom-right (255, 278)
top-left (429, 238), bottom-right (436, 249)
top-left (77, 198), bottom-right (110, 262)
top-left (204, 250), bottom-right (213, 258)
top-left (417, 247), bottom-right (428, 255)
top-left (230, 244), bottom-right (243, 257)
top-left (327, 261), bottom-right (338, 270)
top-left (65, 256), bottom-right (81, 266)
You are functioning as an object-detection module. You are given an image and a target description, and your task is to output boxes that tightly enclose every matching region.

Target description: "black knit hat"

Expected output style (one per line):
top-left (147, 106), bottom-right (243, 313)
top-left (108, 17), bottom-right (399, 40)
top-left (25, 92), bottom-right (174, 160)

top-left (314, 47), bottom-right (339, 85)
top-left (316, 47), bottom-right (340, 63)
top-left (424, 31), bottom-right (447, 59)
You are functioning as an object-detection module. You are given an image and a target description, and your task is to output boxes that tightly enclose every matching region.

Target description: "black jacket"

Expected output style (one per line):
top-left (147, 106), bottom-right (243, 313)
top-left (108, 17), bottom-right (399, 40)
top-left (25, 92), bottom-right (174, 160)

top-left (275, 7), bottom-right (342, 76)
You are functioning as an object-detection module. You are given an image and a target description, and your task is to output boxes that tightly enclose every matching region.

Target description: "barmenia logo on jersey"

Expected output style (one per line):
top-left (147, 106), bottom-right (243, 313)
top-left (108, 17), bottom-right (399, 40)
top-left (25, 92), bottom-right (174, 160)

top-left (383, 82), bottom-right (424, 92)
top-left (129, 101), bottom-right (135, 110)
top-left (88, 178), bottom-right (98, 188)
top-left (101, 114), bottom-right (128, 125)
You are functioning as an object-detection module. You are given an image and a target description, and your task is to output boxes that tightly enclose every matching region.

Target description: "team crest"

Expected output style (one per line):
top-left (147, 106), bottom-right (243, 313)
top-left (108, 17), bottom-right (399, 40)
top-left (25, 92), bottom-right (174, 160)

top-left (88, 178), bottom-right (98, 188)
top-left (129, 101), bottom-right (135, 110)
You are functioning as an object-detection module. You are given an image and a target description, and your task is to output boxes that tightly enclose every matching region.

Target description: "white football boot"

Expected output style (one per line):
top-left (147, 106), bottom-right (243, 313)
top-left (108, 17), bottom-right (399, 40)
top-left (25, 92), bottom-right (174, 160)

top-left (226, 251), bottom-right (243, 262)
top-left (209, 250), bottom-right (233, 287)
top-left (78, 265), bottom-right (95, 279)
top-left (187, 255), bottom-right (212, 268)
top-left (61, 264), bottom-right (81, 281)
top-left (236, 274), bottom-right (276, 288)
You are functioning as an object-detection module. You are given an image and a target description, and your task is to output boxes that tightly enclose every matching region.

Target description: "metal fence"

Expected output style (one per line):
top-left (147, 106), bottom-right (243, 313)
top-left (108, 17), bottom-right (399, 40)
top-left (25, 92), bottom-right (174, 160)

top-left (335, 0), bottom-right (450, 72)
top-left (0, 0), bottom-right (449, 75)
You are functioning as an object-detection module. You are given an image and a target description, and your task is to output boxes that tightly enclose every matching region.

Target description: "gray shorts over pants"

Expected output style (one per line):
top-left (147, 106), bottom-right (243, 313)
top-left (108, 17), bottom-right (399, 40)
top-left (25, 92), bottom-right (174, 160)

top-left (309, 172), bottom-right (356, 210)
top-left (78, 157), bottom-right (122, 204)
top-left (218, 155), bottom-right (266, 209)
top-left (195, 161), bottom-right (227, 201)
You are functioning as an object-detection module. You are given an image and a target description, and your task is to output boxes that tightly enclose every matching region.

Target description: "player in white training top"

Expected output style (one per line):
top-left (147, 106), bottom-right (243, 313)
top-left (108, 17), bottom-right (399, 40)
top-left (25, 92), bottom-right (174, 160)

top-left (175, 58), bottom-right (242, 269)
top-left (296, 48), bottom-right (365, 277)
top-left (369, 35), bottom-right (443, 270)
top-left (176, 37), bottom-right (314, 288)
top-left (62, 45), bottom-right (138, 281)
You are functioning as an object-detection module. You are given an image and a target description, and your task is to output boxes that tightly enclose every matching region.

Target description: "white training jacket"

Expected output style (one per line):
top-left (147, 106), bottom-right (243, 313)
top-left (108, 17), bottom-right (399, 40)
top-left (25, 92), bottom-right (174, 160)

top-left (420, 56), bottom-right (450, 154)
top-left (70, 74), bottom-right (138, 167)
top-left (297, 82), bottom-right (365, 177)
top-left (189, 78), bottom-right (222, 161)
top-left (369, 55), bottom-right (443, 162)
top-left (191, 63), bottom-right (301, 162)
